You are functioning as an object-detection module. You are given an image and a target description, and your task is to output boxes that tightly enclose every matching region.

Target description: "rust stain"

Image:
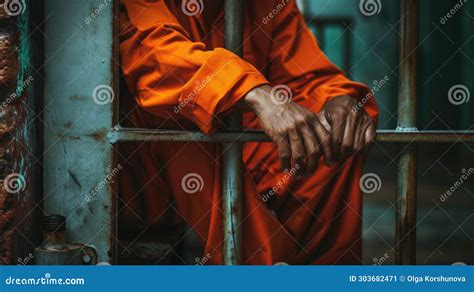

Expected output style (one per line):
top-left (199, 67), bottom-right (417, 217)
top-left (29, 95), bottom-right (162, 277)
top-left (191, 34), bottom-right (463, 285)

top-left (0, 31), bottom-right (19, 91)
top-left (90, 129), bottom-right (107, 142)
top-left (0, 10), bottom-right (23, 264)
top-left (0, 6), bottom-right (10, 19)
top-left (0, 103), bottom-right (23, 264)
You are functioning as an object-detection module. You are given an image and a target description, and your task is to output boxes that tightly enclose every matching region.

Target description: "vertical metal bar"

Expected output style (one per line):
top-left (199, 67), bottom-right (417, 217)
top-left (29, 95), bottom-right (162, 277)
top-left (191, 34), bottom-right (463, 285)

top-left (316, 24), bottom-right (325, 50)
top-left (343, 22), bottom-right (352, 75)
top-left (396, 0), bottom-right (419, 265)
top-left (222, 0), bottom-right (243, 265)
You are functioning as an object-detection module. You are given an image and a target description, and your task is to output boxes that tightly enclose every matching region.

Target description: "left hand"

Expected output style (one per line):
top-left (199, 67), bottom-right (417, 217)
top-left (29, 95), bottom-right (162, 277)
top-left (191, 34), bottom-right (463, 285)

top-left (316, 95), bottom-right (377, 164)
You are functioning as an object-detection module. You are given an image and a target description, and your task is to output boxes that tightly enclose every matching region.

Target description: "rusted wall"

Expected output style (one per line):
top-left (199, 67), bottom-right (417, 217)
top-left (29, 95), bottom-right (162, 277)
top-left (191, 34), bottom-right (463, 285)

top-left (0, 0), bottom-right (36, 265)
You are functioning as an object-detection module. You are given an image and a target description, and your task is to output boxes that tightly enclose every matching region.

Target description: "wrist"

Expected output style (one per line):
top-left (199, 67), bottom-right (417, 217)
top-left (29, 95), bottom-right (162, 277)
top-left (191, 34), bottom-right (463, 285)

top-left (244, 85), bottom-right (273, 112)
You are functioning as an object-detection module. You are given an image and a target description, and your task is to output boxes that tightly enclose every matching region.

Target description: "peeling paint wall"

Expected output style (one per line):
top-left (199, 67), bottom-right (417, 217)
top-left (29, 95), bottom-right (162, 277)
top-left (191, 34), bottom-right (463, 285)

top-left (0, 0), bottom-right (38, 265)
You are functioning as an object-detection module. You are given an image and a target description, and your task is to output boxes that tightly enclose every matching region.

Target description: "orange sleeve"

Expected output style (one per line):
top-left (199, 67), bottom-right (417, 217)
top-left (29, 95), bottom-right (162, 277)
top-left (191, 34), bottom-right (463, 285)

top-left (266, 0), bottom-right (378, 119)
top-left (120, 0), bottom-right (269, 134)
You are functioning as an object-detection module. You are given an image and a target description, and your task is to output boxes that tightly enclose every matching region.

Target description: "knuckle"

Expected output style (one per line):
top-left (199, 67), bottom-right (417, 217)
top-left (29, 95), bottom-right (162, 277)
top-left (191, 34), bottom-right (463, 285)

top-left (347, 98), bottom-right (358, 108)
top-left (280, 153), bottom-right (291, 160)
top-left (274, 135), bottom-right (285, 144)
top-left (278, 128), bottom-right (290, 136)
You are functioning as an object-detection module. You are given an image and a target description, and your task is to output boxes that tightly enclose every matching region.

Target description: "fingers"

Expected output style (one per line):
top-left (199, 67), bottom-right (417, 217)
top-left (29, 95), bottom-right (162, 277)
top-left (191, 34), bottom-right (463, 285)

top-left (340, 111), bottom-right (358, 159)
top-left (330, 110), bottom-right (346, 162)
top-left (354, 119), bottom-right (366, 153)
top-left (312, 117), bottom-right (334, 167)
top-left (299, 124), bottom-right (321, 176)
top-left (276, 137), bottom-right (291, 172)
top-left (316, 111), bottom-right (331, 133)
top-left (364, 118), bottom-right (376, 155)
top-left (288, 129), bottom-right (306, 175)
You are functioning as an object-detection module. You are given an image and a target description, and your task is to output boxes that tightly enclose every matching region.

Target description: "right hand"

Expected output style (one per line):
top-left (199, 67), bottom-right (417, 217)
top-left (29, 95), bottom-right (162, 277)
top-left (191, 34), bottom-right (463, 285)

top-left (244, 85), bottom-right (334, 176)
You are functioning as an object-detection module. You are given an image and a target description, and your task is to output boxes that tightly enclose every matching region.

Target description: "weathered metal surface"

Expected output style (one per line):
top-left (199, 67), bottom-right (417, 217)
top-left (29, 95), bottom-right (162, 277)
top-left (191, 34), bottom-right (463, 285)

top-left (0, 0), bottom-right (36, 265)
top-left (222, 0), bottom-right (243, 265)
top-left (377, 130), bottom-right (474, 143)
top-left (43, 0), bottom-right (116, 263)
top-left (0, 30), bottom-right (18, 88)
top-left (396, 0), bottom-right (419, 265)
top-left (109, 127), bottom-right (474, 144)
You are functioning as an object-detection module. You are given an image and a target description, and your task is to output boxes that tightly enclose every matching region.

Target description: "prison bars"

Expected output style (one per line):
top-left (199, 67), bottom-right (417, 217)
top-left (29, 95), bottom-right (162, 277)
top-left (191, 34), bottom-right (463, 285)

top-left (108, 128), bottom-right (474, 144)
top-left (396, 0), bottom-right (418, 265)
top-left (221, 0), bottom-right (244, 265)
top-left (105, 0), bottom-right (474, 265)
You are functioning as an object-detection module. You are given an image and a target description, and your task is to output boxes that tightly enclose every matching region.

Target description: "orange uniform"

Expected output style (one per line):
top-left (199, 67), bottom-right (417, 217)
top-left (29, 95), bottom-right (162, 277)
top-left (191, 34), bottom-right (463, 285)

top-left (119, 0), bottom-right (378, 264)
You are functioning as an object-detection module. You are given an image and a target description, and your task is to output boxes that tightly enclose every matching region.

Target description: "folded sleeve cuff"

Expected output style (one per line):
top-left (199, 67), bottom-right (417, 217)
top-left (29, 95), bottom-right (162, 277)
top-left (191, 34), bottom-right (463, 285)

top-left (179, 50), bottom-right (269, 134)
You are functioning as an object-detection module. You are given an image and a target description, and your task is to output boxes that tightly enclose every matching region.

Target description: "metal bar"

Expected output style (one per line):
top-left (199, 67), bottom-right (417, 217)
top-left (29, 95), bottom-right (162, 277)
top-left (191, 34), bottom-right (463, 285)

top-left (306, 18), bottom-right (354, 55)
top-left (343, 22), bottom-right (353, 74)
top-left (222, 0), bottom-right (244, 265)
top-left (396, 0), bottom-right (419, 265)
top-left (307, 17), bottom-right (354, 26)
top-left (316, 24), bottom-right (325, 50)
top-left (108, 127), bottom-right (474, 144)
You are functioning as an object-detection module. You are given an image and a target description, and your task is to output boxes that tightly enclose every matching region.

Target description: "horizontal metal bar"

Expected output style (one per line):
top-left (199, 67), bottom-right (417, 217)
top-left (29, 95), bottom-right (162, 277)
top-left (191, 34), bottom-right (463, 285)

top-left (107, 127), bottom-right (270, 143)
top-left (306, 17), bottom-right (354, 27)
top-left (376, 130), bottom-right (474, 143)
top-left (108, 127), bottom-right (474, 144)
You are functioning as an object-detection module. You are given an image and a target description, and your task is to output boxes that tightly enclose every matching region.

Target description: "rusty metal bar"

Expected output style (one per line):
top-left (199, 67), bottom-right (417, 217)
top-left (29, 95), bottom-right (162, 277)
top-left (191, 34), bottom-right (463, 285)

top-left (396, 0), bottom-right (419, 265)
top-left (108, 127), bottom-right (474, 144)
top-left (222, 0), bottom-right (243, 265)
